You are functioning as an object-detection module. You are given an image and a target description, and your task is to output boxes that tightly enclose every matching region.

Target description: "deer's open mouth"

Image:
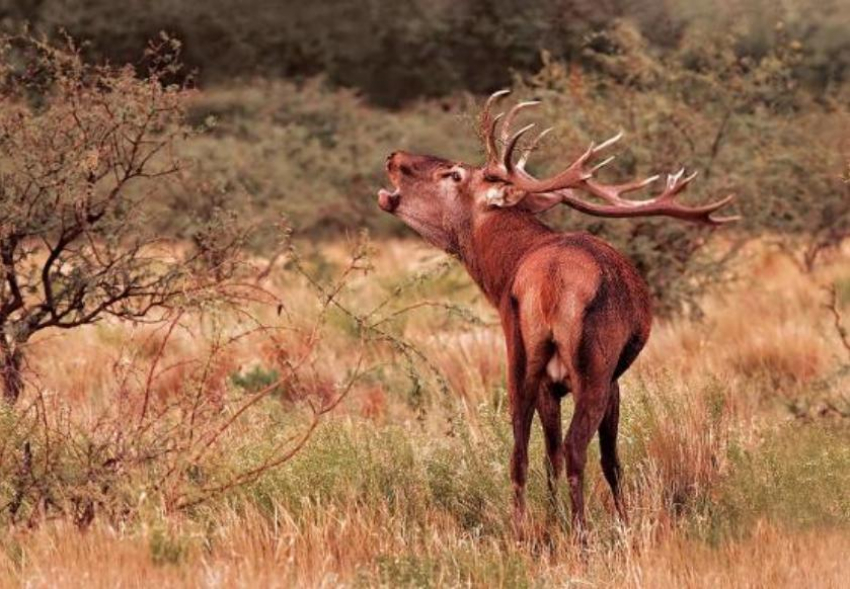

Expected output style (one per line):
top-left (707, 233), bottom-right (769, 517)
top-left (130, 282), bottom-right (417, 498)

top-left (377, 187), bottom-right (401, 212)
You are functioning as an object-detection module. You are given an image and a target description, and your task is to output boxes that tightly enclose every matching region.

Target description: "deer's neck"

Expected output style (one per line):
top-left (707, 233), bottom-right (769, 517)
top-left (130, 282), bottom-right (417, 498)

top-left (458, 210), bottom-right (555, 306)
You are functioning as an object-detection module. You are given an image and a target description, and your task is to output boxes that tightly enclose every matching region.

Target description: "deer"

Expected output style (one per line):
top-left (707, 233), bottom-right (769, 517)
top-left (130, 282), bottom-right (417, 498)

top-left (377, 90), bottom-right (737, 538)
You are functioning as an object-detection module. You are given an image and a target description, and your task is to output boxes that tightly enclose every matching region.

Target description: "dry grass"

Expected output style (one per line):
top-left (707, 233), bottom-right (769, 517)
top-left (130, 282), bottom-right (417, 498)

top-left (1, 239), bottom-right (848, 587)
top-left (1, 514), bottom-right (847, 588)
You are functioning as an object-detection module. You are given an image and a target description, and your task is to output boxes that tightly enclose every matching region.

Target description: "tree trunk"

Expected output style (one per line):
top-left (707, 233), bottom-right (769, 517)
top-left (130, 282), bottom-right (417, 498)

top-left (0, 337), bottom-right (23, 404)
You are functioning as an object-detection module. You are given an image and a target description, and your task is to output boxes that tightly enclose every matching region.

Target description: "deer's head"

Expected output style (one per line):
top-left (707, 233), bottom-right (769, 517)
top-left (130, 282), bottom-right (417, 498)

top-left (378, 150), bottom-right (514, 253)
top-left (378, 90), bottom-right (738, 254)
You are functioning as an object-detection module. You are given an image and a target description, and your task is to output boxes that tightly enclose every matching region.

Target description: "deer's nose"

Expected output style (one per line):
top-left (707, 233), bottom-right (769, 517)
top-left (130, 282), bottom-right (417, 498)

top-left (387, 152), bottom-right (415, 176)
top-left (386, 151), bottom-right (400, 172)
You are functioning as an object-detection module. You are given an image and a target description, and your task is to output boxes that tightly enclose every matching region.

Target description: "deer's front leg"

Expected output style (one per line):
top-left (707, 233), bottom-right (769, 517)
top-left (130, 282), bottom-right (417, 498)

top-left (503, 299), bottom-right (536, 538)
top-left (508, 366), bottom-right (536, 538)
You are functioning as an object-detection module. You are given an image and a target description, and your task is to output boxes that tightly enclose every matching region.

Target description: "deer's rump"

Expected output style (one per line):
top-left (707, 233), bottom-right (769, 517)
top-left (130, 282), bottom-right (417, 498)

top-left (513, 232), bottom-right (652, 391)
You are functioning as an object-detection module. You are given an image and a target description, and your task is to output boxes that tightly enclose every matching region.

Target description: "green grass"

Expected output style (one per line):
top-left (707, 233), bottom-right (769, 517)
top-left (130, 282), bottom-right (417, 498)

top-left (711, 422), bottom-right (850, 535)
top-left (835, 275), bottom-right (850, 308)
top-left (227, 378), bottom-right (850, 550)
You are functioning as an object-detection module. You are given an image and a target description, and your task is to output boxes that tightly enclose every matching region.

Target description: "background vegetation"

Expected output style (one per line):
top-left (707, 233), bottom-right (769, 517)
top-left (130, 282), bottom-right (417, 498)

top-left (0, 1), bottom-right (849, 586)
top-left (4, 0), bottom-right (849, 314)
top-left (5, 0), bottom-right (850, 104)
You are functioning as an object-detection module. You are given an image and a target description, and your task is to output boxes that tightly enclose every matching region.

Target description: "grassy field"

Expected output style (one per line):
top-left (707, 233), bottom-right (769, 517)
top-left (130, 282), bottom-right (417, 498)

top-left (2, 7), bottom-right (850, 586)
top-left (0, 237), bottom-right (848, 588)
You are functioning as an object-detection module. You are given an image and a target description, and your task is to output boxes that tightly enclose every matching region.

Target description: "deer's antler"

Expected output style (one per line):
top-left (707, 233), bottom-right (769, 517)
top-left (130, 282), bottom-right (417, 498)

top-left (479, 90), bottom-right (739, 226)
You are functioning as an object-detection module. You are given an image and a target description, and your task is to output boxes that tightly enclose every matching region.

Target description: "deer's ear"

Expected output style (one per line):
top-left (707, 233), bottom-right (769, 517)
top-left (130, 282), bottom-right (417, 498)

top-left (481, 186), bottom-right (563, 214)
top-left (483, 185), bottom-right (527, 208)
top-left (484, 184), bottom-right (563, 215)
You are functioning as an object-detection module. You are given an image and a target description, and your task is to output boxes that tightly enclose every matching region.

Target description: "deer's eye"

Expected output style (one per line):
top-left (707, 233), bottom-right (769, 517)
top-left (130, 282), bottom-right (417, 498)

top-left (440, 169), bottom-right (463, 182)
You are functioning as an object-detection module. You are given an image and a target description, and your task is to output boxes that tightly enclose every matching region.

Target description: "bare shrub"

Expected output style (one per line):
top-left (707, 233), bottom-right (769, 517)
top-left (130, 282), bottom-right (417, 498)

top-left (768, 143), bottom-right (850, 273)
top-left (0, 34), bottom-right (242, 403)
top-left (0, 232), bottom-right (375, 528)
top-left (0, 224), bottom-right (490, 528)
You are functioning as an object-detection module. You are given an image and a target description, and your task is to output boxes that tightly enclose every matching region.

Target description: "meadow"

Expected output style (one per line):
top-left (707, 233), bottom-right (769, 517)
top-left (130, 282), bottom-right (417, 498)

top-left (2, 2), bottom-right (850, 586)
top-left (0, 235), bottom-right (848, 587)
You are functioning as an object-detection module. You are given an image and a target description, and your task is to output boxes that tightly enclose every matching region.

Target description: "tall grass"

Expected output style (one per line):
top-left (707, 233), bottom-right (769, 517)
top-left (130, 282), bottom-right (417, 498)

top-left (0, 239), bottom-right (847, 586)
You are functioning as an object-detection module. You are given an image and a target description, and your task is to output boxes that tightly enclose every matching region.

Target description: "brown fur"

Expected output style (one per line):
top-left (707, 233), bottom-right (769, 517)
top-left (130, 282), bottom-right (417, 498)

top-left (379, 151), bottom-right (652, 537)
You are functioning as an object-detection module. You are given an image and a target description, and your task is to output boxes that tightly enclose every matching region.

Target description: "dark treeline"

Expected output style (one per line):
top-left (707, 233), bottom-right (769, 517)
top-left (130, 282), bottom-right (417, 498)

top-left (2, 0), bottom-right (849, 105)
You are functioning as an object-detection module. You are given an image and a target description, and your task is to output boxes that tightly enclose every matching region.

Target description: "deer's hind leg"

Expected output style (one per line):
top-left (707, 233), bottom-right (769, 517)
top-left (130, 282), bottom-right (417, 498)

top-left (536, 382), bottom-right (564, 510)
top-left (599, 380), bottom-right (627, 523)
top-left (564, 373), bottom-right (612, 540)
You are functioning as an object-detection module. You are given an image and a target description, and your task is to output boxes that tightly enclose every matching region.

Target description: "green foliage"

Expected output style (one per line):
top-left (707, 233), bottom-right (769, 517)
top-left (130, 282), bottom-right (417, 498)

top-left (835, 275), bottom-right (850, 308)
top-left (424, 417), bottom-right (512, 534)
top-left (235, 412), bottom-right (547, 540)
top-left (157, 80), bottom-right (479, 241)
top-left (7, 0), bottom-right (850, 105)
top-left (3, 3), bottom-right (848, 314)
top-left (710, 423), bottom-right (850, 535)
top-left (371, 548), bottom-right (531, 588)
top-left (149, 527), bottom-right (190, 566)
top-left (231, 365), bottom-right (283, 397)
top-left (5, 0), bottom-right (571, 106)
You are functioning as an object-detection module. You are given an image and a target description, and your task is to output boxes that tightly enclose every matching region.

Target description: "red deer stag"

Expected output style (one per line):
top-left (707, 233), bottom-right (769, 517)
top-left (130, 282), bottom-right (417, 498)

top-left (377, 90), bottom-right (736, 536)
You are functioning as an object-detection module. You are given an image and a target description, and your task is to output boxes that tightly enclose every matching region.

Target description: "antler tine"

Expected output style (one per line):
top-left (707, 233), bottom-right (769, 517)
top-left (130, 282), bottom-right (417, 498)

top-left (486, 113), bottom-right (505, 166)
top-left (592, 130), bottom-right (624, 154)
top-left (503, 123), bottom-right (537, 172)
top-left (499, 100), bottom-right (541, 151)
top-left (483, 89), bottom-right (511, 113)
top-left (576, 167), bottom-right (737, 225)
top-left (589, 155), bottom-right (616, 174)
top-left (665, 168), bottom-right (686, 191)
top-left (481, 90), bottom-right (511, 165)
top-left (673, 170), bottom-right (699, 192)
top-left (698, 195), bottom-right (741, 225)
top-left (516, 127), bottom-right (553, 171)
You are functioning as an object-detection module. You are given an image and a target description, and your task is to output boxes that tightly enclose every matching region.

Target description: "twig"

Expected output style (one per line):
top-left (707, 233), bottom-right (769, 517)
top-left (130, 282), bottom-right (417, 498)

top-left (138, 311), bottom-right (183, 424)
top-left (174, 352), bottom-right (364, 511)
top-left (825, 284), bottom-right (850, 360)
